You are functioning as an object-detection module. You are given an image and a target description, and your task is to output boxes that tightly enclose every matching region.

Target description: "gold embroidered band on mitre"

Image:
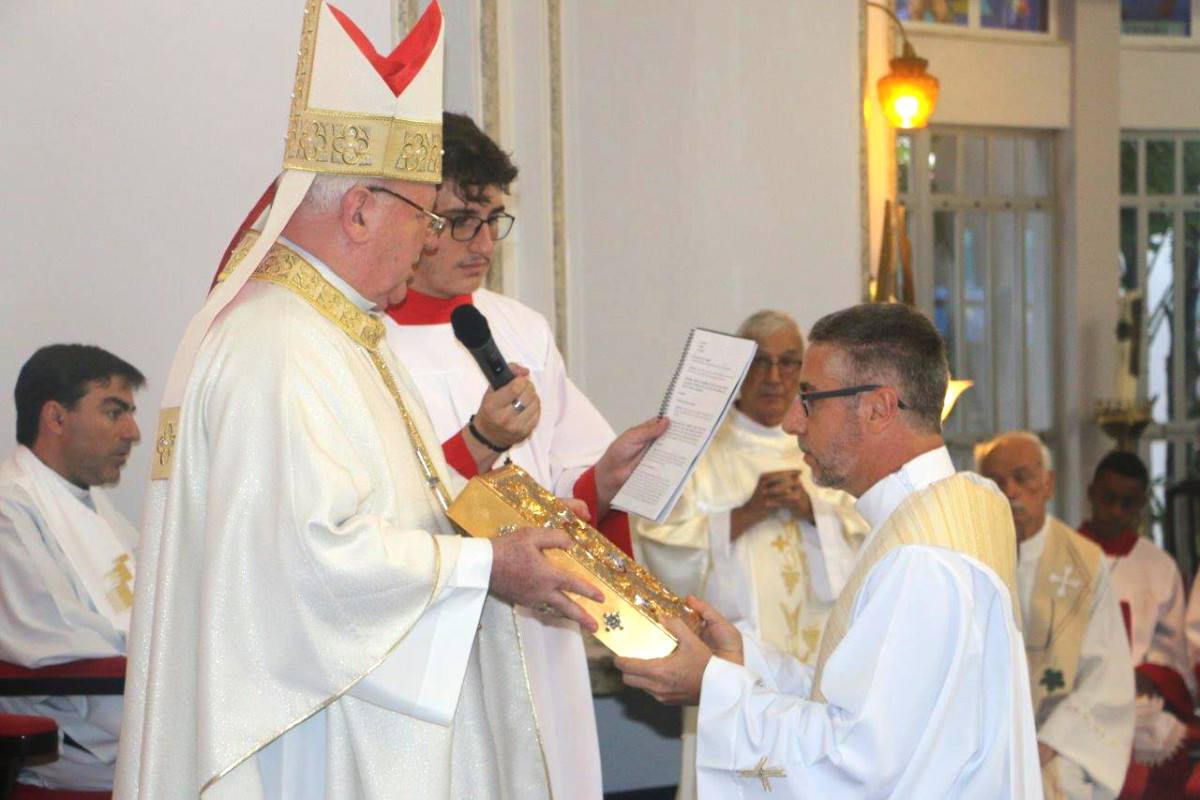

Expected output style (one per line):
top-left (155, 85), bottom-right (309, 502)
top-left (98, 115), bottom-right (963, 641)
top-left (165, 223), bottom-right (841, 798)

top-left (1026, 517), bottom-right (1101, 711)
top-left (810, 473), bottom-right (1019, 702)
top-left (284, 110), bottom-right (442, 183)
top-left (279, 0), bottom-right (442, 184)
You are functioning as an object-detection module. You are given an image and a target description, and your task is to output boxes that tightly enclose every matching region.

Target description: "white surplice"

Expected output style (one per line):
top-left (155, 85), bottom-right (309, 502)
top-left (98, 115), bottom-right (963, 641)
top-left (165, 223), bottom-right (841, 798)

top-left (1106, 537), bottom-right (1192, 691)
top-left (1017, 518), bottom-right (1135, 799)
top-left (386, 288), bottom-right (613, 799)
top-left (115, 241), bottom-right (550, 800)
top-left (1185, 564), bottom-right (1200, 684)
top-left (694, 448), bottom-right (1043, 799)
top-left (0, 447), bottom-right (138, 791)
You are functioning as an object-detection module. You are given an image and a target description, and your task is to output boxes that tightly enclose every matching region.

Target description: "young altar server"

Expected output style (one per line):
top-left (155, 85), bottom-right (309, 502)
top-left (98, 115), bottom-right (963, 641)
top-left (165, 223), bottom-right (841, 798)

top-left (1079, 450), bottom-right (1194, 796)
top-left (384, 111), bottom-right (666, 799)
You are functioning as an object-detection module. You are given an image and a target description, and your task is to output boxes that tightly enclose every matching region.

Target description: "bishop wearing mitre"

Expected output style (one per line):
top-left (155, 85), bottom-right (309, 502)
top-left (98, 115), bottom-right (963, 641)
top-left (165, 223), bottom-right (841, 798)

top-left (114, 4), bottom-right (602, 798)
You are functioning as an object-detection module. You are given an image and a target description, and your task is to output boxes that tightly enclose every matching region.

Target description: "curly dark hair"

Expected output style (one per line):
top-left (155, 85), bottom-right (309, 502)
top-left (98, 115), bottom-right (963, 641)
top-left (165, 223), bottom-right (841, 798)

top-left (15, 344), bottom-right (145, 448)
top-left (441, 112), bottom-right (519, 203)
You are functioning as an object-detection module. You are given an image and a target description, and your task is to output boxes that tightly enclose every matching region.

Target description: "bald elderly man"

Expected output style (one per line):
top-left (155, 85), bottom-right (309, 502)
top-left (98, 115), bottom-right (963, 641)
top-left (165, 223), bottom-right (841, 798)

top-left (976, 431), bottom-right (1133, 800)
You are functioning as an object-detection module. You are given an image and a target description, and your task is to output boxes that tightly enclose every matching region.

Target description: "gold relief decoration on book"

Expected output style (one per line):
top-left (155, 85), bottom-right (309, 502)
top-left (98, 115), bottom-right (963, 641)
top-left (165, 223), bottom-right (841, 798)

top-left (448, 464), bottom-right (702, 658)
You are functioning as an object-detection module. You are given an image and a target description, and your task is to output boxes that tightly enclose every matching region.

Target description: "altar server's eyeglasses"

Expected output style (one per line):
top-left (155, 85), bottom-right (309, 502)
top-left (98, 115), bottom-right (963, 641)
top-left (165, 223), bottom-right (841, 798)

top-left (798, 385), bottom-right (908, 417)
top-left (366, 186), bottom-right (448, 235)
top-left (749, 355), bottom-right (803, 378)
top-left (447, 213), bottom-right (516, 243)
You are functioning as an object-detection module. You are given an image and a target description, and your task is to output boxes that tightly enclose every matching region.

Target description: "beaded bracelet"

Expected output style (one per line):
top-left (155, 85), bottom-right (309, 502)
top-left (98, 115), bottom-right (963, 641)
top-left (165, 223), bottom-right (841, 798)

top-left (468, 414), bottom-right (509, 453)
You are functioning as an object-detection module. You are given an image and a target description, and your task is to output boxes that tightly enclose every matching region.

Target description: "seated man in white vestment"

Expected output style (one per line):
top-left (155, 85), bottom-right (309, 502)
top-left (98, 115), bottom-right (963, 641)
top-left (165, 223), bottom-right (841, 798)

top-left (976, 431), bottom-right (1134, 800)
top-left (0, 344), bottom-right (144, 791)
top-left (615, 302), bottom-right (1043, 799)
top-left (115, 5), bottom-right (615, 799)
top-left (384, 113), bottom-right (666, 799)
top-left (635, 310), bottom-right (867, 800)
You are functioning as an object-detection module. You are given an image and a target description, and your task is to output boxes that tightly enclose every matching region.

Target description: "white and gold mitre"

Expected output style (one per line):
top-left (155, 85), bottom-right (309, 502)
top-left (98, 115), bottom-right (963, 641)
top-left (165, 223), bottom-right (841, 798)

top-left (149, 1), bottom-right (446, 461)
top-left (282, 0), bottom-right (444, 183)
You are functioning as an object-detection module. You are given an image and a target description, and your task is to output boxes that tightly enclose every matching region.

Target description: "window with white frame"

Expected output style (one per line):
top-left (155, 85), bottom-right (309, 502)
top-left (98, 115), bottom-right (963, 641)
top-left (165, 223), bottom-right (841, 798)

top-left (895, 0), bottom-right (1052, 34)
top-left (1119, 132), bottom-right (1200, 542)
top-left (896, 127), bottom-right (1056, 466)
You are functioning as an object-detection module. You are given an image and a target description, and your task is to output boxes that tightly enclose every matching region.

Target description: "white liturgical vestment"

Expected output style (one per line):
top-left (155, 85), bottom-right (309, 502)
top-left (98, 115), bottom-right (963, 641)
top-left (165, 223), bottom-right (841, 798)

top-left (1017, 517), bottom-right (1134, 799)
top-left (0, 446), bottom-right (138, 790)
top-left (1105, 536), bottom-right (1191, 688)
top-left (694, 448), bottom-right (1043, 798)
top-left (386, 288), bottom-right (613, 799)
top-left (115, 240), bottom-right (551, 799)
top-left (635, 408), bottom-right (867, 800)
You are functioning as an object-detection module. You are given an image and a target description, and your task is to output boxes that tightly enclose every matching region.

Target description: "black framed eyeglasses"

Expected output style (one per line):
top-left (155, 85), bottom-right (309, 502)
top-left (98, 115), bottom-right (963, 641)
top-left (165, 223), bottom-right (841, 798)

top-left (366, 186), bottom-right (448, 234)
top-left (447, 213), bottom-right (516, 243)
top-left (798, 384), bottom-right (908, 417)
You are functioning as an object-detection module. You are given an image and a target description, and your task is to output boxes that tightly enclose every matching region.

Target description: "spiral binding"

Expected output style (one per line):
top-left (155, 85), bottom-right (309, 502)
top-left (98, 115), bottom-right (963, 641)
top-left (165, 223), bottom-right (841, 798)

top-left (658, 328), bottom-right (697, 417)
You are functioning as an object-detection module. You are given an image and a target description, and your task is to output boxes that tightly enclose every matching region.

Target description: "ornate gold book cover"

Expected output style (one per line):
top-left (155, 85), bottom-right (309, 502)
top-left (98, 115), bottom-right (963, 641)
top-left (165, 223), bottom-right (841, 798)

top-left (446, 464), bottom-right (701, 659)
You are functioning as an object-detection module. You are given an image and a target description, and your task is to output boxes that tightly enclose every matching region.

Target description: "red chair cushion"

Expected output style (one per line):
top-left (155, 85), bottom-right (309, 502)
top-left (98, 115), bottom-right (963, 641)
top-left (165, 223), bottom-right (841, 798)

top-left (0, 659), bottom-right (126, 680)
top-left (0, 715), bottom-right (56, 737)
top-left (12, 788), bottom-right (110, 800)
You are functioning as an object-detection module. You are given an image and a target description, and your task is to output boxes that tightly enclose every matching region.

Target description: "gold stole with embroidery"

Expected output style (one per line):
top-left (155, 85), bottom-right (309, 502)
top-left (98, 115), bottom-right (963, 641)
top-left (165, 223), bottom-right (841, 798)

top-left (810, 473), bottom-right (1018, 702)
top-left (1025, 517), bottom-right (1101, 712)
top-left (221, 231), bottom-right (454, 511)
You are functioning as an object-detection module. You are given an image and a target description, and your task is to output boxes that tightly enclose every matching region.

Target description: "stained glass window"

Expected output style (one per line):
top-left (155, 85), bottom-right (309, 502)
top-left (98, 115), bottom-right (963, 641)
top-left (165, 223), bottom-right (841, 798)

top-left (1122, 0), bottom-right (1191, 37)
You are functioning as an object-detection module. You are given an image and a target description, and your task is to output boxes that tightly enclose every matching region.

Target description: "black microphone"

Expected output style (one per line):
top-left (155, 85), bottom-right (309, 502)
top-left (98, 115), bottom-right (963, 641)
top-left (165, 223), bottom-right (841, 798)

top-left (451, 305), bottom-right (516, 390)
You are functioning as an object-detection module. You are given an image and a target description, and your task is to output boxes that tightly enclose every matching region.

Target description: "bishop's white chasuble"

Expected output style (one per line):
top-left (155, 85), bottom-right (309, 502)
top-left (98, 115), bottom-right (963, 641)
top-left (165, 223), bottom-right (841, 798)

top-left (115, 240), bottom-right (551, 799)
top-left (1017, 516), bottom-right (1134, 799)
top-left (0, 447), bottom-right (138, 790)
top-left (386, 287), bottom-right (614, 799)
top-left (694, 448), bottom-right (1043, 798)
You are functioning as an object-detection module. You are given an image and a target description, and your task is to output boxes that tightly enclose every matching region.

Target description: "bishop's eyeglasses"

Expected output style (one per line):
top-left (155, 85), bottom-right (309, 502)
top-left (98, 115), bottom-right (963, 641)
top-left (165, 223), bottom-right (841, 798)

top-left (366, 186), bottom-right (448, 235)
top-left (798, 385), bottom-right (908, 417)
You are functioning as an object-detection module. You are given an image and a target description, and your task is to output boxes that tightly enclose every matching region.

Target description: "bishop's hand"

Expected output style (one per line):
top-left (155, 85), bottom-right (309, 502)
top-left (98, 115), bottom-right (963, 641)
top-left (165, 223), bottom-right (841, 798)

top-left (488, 527), bottom-right (603, 632)
top-left (613, 595), bottom-right (743, 706)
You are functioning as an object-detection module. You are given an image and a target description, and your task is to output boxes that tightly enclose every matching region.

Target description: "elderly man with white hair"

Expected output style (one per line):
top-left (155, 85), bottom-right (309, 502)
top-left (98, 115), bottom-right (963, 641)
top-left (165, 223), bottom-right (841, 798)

top-left (976, 431), bottom-right (1134, 800)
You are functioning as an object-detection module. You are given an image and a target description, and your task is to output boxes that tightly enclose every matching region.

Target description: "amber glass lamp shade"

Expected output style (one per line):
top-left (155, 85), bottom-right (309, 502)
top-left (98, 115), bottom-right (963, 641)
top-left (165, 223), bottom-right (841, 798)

top-left (877, 50), bottom-right (939, 130)
top-left (941, 379), bottom-right (973, 423)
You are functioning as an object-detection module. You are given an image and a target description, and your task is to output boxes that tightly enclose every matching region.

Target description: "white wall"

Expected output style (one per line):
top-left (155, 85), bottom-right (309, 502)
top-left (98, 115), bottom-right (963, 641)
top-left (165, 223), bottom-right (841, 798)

top-left (559, 0), bottom-right (863, 432)
top-left (0, 0), bottom-right (387, 520)
top-left (0, 0), bottom-right (497, 522)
